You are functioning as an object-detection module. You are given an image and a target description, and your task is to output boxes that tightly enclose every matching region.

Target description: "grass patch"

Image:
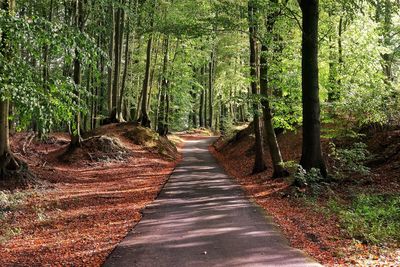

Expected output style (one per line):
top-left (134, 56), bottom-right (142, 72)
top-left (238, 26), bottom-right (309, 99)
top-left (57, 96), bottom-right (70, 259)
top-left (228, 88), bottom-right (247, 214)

top-left (338, 194), bottom-right (400, 245)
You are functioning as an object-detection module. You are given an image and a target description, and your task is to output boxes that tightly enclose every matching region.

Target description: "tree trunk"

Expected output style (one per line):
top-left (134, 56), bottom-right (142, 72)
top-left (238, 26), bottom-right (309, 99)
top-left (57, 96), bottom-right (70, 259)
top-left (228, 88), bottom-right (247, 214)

top-left (248, 0), bottom-right (266, 174)
top-left (327, 34), bottom-right (338, 102)
top-left (137, 0), bottom-right (155, 128)
top-left (157, 36), bottom-right (169, 136)
top-left (337, 15), bottom-right (343, 91)
top-left (107, 3), bottom-right (114, 116)
top-left (208, 51), bottom-right (214, 129)
top-left (111, 0), bottom-right (125, 122)
top-left (138, 36), bottom-right (153, 128)
top-left (298, 0), bottom-right (327, 177)
top-left (70, 0), bottom-right (85, 148)
top-left (199, 66), bottom-right (205, 127)
top-left (119, 11), bottom-right (131, 123)
top-left (260, 44), bottom-right (288, 178)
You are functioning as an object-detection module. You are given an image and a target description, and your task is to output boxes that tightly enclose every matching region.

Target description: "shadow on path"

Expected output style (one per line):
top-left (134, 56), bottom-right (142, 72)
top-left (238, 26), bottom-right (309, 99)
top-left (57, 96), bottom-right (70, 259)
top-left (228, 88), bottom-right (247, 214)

top-left (103, 138), bottom-right (322, 267)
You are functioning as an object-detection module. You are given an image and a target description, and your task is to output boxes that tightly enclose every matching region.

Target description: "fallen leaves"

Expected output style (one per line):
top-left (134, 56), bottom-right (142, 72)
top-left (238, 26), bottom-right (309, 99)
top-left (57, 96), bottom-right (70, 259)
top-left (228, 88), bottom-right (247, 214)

top-left (210, 128), bottom-right (400, 266)
top-left (0, 125), bottom-right (181, 266)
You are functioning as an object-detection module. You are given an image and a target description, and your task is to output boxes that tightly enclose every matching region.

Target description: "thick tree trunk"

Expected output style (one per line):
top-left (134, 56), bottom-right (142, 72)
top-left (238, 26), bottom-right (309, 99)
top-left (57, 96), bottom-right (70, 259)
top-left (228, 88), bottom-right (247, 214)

top-left (260, 44), bottom-right (288, 178)
top-left (248, 0), bottom-right (266, 174)
top-left (298, 0), bottom-right (327, 177)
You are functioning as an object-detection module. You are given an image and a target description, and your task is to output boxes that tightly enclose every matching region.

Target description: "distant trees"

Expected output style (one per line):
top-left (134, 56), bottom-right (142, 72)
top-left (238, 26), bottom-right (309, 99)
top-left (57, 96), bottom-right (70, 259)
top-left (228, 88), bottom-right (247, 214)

top-left (0, 0), bottom-right (399, 182)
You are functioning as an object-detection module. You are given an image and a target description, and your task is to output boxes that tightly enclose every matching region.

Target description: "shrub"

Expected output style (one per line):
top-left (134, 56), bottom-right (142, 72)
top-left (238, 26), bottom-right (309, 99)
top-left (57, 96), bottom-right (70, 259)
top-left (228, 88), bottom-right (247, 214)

top-left (329, 142), bottom-right (371, 179)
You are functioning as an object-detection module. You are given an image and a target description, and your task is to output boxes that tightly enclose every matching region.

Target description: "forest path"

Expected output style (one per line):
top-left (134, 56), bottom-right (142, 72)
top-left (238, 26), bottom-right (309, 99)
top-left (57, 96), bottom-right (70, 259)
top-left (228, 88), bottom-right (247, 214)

top-left (103, 137), bottom-right (321, 267)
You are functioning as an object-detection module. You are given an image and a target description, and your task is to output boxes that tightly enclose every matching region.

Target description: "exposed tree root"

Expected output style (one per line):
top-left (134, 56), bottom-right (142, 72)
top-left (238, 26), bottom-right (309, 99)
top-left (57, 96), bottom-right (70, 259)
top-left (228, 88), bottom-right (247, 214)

top-left (0, 153), bottom-right (45, 190)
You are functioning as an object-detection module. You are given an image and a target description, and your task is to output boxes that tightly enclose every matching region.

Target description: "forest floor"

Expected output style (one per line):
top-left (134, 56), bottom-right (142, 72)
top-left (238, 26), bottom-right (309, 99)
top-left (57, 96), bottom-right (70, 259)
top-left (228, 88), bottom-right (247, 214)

top-left (211, 125), bottom-right (400, 266)
top-left (0, 123), bottom-right (183, 266)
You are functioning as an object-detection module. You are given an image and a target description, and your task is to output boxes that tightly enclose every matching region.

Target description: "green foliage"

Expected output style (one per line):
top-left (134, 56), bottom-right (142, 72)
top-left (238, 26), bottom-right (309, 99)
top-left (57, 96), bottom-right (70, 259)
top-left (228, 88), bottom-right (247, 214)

top-left (284, 161), bottom-right (325, 195)
top-left (329, 142), bottom-right (371, 179)
top-left (340, 194), bottom-right (400, 244)
top-left (294, 166), bottom-right (324, 188)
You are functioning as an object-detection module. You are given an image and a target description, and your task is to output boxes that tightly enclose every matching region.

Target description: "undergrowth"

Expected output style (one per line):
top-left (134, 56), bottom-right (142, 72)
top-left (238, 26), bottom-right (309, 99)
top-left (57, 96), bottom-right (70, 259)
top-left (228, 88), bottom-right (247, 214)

top-left (339, 194), bottom-right (400, 245)
top-left (0, 191), bottom-right (29, 243)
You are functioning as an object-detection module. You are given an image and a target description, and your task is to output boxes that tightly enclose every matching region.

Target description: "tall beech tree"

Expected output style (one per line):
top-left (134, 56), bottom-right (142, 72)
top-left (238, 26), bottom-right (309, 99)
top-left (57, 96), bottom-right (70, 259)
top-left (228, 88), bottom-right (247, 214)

top-left (248, 0), bottom-right (267, 174)
top-left (298, 0), bottom-right (327, 177)
top-left (259, 0), bottom-right (289, 178)
top-left (137, 0), bottom-right (156, 128)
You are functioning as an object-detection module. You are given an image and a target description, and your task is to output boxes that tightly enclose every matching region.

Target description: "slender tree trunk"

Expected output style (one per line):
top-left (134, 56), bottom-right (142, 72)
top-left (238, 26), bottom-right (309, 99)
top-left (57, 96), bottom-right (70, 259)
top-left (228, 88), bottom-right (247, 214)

top-left (138, 36), bottom-right (153, 127)
top-left (199, 90), bottom-right (205, 127)
top-left (111, 0), bottom-right (125, 121)
top-left (199, 66), bottom-right (205, 127)
top-left (148, 35), bottom-right (162, 113)
top-left (337, 16), bottom-right (343, 88)
top-left (298, 0), bottom-right (327, 177)
top-left (260, 44), bottom-right (288, 178)
top-left (204, 66), bottom-right (208, 126)
top-left (70, 0), bottom-right (85, 148)
top-left (208, 51), bottom-right (214, 129)
top-left (107, 3), bottom-right (114, 116)
top-left (137, 0), bottom-right (155, 128)
top-left (119, 13), bottom-right (131, 123)
top-left (382, 0), bottom-right (393, 83)
top-left (248, 0), bottom-right (266, 174)
top-left (191, 90), bottom-right (197, 128)
top-left (158, 36), bottom-right (169, 136)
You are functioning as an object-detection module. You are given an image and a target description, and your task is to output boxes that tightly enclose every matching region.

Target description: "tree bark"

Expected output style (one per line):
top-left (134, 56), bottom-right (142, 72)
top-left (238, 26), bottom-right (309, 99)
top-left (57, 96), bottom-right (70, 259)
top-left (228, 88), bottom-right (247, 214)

top-left (208, 51), bottom-right (214, 129)
top-left (157, 36), bottom-right (169, 136)
top-left (298, 0), bottom-right (327, 177)
top-left (248, 0), bottom-right (266, 174)
top-left (111, 0), bottom-right (125, 122)
top-left (107, 3), bottom-right (114, 116)
top-left (70, 0), bottom-right (85, 148)
top-left (199, 66), bottom-right (205, 127)
top-left (260, 44), bottom-right (288, 178)
top-left (138, 36), bottom-right (153, 128)
top-left (119, 9), bottom-right (132, 123)
top-left (137, 0), bottom-right (156, 128)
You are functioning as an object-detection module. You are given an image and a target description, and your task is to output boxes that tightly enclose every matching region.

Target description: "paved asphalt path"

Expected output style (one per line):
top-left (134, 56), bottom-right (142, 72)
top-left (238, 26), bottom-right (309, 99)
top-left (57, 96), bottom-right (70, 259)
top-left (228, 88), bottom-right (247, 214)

top-left (103, 138), bottom-right (322, 267)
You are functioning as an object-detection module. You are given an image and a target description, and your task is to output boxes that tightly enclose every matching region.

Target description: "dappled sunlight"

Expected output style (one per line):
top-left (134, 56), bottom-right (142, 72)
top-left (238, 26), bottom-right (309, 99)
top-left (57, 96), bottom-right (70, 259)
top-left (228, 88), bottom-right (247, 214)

top-left (105, 138), bottom-right (321, 267)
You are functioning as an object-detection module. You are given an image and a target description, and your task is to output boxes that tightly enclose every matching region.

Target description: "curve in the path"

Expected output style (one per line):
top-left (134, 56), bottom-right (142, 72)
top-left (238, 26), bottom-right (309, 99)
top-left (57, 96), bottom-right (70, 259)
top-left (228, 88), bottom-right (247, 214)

top-left (103, 137), bottom-right (322, 267)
